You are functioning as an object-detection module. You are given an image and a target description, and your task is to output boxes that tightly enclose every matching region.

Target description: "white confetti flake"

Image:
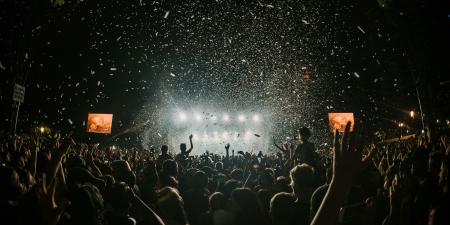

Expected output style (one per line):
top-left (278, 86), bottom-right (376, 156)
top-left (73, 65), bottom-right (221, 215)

top-left (110, 67), bottom-right (117, 71)
top-left (170, 72), bottom-right (176, 77)
top-left (357, 26), bottom-right (366, 34)
top-left (301, 19), bottom-right (310, 25)
top-left (164, 11), bottom-right (170, 19)
top-left (353, 72), bottom-right (360, 78)
top-left (68, 119), bottom-right (73, 125)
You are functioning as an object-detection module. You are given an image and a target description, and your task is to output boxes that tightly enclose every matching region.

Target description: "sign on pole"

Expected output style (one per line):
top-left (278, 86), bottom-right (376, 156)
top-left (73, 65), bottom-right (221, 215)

top-left (13, 83), bottom-right (26, 103)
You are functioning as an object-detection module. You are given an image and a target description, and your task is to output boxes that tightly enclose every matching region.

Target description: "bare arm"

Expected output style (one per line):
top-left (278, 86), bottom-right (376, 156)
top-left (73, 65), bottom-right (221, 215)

top-left (186, 134), bottom-right (193, 155)
top-left (311, 122), bottom-right (375, 225)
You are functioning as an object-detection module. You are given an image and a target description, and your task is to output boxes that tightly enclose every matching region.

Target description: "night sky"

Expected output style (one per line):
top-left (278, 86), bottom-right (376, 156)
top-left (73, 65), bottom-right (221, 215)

top-left (1, 0), bottom-right (449, 149)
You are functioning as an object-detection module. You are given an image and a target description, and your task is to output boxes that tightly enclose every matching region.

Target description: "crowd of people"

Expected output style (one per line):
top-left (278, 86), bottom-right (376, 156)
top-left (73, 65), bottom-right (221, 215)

top-left (0, 122), bottom-right (449, 225)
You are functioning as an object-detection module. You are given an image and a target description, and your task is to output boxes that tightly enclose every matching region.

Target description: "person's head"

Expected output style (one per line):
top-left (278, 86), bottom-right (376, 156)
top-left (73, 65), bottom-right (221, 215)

top-left (192, 170), bottom-right (209, 189)
top-left (298, 127), bottom-right (311, 141)
top-left (180, 143), bottom-right (187, 152)
top-left (0, 166), bottom-right (24, 201)
top-left (270, 192), bottom-right (295, 225)
top-left (161, 145), bottom-right (169, 154)
top-left (105, 182), bottom-right (133, 213)
top-left (259, 169), bottom-right (274, 188)
top-left (209, 192), bottom-right (227, 211)
top-left (230, 169), bottom-right (244, 181)
top-left (162, 159), bottom-right (178, 177)
top-left (111, 160), bottom-right (136, 186)
top-left (231, 188), bottom-right (268, 224)
top-left (156, 187), bottom-right (188, 225)
top-left (290, 164), bottom-right (315, 199)
top-left (215, 162), bottom-right (223, 171)
top-left (69, 183), bottom-right (104, 225)
top-left (274, 176), bottom-right (292, 193)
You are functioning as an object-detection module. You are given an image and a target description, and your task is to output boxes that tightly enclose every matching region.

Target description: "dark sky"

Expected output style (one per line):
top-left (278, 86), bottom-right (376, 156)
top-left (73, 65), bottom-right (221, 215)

top-left (1, 0), bottom-right (449, 146)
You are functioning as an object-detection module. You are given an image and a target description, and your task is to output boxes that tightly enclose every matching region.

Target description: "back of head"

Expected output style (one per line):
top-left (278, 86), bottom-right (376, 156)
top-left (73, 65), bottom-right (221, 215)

top-left (299, 127), bottom-right (311, 141)
top-left (180, 143), bottom-right (187, 152)
top-left (162, 159), bottom-right (178, 177)
top-left (192, 170), bottom-right (209, 189)
top-left (157, 187), bottom-right (188, 225)
top-left (290, 164), bottom-right (315, 196)
top-left (231, 188), bottom-right (268, 225)
top-left (105, 182), bottom-right (133, 213)
top-left (161, 145), bottom-right (168, 153)
top-left (111, 160), bottom-right (136, 186)
top-left (270, 192), bottom-right (295, 225)
top-left (0, 166), bottom-right (23, 201)
top-left (209, 192), bottom-right (226, 211)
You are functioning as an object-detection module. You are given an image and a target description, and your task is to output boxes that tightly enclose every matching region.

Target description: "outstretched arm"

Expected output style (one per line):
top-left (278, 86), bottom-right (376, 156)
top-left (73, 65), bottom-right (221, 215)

top-left (310, 122), bottom-right (375, 225)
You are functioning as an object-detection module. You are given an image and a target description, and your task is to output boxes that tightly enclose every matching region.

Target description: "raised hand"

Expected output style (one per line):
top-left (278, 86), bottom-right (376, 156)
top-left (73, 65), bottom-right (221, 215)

top-left (311, 121), bottom-right (376, 225)
top-left (36, 174), bottom-right (70, 225)
top-left (189, 134), bottom-right (193, 140)
top-left (332, 122), bottom-right (375, 186)
top-left (225, 143), bottom-right (230, 150)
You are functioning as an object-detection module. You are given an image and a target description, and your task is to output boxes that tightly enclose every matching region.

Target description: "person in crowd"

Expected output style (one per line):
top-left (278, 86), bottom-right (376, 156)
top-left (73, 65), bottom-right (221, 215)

top-left (157, 145), bottom-right (173, 169)
top-left (1, 120), bottom-right (449, 225)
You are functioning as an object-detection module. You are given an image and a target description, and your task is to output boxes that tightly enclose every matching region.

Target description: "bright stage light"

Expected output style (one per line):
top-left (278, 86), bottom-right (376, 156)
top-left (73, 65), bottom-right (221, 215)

top-left (223, 114), bottom-right (229, 122)
top-left (195, 114), bottom-right (202, 121)
top-left (179, 112), bottom-right (187, 121)
top-left (244, 130), bottom-right (252, 140)
top-left (238, 115), bottom-right (246, 122)
top-left (222, 131), bottom-right (228, 139)
top-left (253, 114), bottom-right (260, 122)
top-left (211, 115), bottom-right (217, 121)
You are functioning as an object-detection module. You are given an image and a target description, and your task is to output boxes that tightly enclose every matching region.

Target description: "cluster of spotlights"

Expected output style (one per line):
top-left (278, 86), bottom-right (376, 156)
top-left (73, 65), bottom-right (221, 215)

top-left (176, 112), bottom-right (261, 123)
top-left (191, 130), bottom-right (255, 141)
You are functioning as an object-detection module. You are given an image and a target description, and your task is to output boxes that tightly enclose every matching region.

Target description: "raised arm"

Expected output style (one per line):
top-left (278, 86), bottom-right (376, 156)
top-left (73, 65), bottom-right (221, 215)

top-left (273, 138), bottom-right (289, 156)
top-left (186, 134), bottom-right (193, 155)
top-left (310, 122), bottom-right (375, 225)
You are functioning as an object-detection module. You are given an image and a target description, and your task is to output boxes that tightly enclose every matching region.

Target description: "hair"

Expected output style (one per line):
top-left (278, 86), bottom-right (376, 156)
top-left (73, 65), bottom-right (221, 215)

top-left (299, 127), bottom-right (312, 140)
top-left (209, 192), bottom-right (227, 211)
top-left (161, 145), bottom-right (169, 153)
top-left (180, 143), bottom-right (187, 151)
top-left (231, 188), bottom-right (269, 225)
top-left (290, 164), bottom-right (315, 196)
top-left (162, 159), bottom-right (178, 177)
top-left (104, 182), bottom-right (133, 212)
top-left (270, 192), bottom-right (295, 225)
top-left (156, 187), bottom-right (188, 225)
top-left (192, 170), bottom-right (208, 189)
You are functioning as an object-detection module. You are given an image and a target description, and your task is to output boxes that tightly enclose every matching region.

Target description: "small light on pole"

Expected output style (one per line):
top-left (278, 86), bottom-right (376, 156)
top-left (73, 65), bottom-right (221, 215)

top-left (410, 110), bottom-right (415, 118)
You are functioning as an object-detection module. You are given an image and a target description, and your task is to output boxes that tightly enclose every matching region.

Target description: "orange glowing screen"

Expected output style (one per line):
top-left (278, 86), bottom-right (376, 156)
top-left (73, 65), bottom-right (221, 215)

top-left (328, 112), bottom-right (354, 133)
top-left (87, 113), bottom-right (113, 134)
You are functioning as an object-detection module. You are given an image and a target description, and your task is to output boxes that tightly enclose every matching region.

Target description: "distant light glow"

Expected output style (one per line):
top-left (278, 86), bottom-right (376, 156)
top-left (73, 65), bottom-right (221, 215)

top-left (39, 127), bottom-right (45, 133)
top-left (195, 114), bottom-right (202, 121)
top-left (179, 112), bottom-right (187, 121)
top-left (238, 115), bottom-right (246, 122)
top-left (253, 114), bottom-right (260, 122)
top-left (398, 122), bottom-right (404, 128)
top-left (223, 114), bottom-right (229, 122)
top-left (410, 110), bottom-right (415, 118)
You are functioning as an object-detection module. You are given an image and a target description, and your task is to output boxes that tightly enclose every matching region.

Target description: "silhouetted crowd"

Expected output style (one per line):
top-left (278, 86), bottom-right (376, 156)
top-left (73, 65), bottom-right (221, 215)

top-left (0, 124), bottom-right (449, 225)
